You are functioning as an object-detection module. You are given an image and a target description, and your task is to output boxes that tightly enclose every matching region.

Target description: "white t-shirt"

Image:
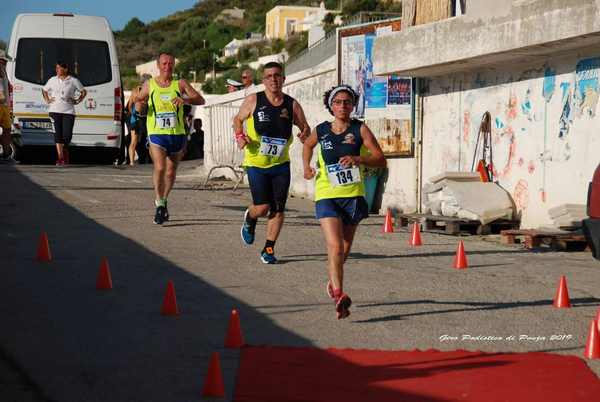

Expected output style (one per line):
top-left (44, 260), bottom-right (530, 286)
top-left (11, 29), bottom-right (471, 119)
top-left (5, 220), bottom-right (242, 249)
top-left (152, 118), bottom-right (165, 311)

top-left (43, 75), bottom-right (84, 114)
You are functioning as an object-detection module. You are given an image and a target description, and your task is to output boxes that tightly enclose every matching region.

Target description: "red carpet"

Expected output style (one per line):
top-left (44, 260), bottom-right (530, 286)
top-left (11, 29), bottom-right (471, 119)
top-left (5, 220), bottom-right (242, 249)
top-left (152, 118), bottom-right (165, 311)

top-left (233, 346), bottom-right (600, 402)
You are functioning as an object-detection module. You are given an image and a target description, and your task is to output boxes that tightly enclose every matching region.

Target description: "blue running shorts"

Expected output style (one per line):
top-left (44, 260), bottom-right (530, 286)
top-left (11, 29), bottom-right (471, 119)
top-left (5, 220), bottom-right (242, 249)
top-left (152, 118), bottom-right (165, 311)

top-left (315, 196), bottom-right (369, 225)
top-left (246, 162), bottom-right (291, 212)
top-left (149, 134), bottom-right (187, 155)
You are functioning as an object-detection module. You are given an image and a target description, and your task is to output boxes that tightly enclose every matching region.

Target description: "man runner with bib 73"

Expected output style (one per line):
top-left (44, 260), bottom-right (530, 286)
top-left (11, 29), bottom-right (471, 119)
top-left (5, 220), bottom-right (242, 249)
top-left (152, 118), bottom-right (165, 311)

top-left (234, 62), bottom-right (310, 264)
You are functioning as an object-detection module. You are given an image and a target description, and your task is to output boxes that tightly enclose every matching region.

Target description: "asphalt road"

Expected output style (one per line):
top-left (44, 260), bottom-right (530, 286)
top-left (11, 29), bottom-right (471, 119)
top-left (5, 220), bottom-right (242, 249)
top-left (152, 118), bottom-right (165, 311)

top-left (1, 161), bottom-right (599, 401)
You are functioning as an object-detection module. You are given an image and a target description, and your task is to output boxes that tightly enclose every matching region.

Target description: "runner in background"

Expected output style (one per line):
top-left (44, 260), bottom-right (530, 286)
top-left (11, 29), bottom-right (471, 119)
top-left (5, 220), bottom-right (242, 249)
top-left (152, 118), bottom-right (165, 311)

top-left (132, 53), bottom-right (205, 224)
top-left (127, 75), bottom-right (150, 166)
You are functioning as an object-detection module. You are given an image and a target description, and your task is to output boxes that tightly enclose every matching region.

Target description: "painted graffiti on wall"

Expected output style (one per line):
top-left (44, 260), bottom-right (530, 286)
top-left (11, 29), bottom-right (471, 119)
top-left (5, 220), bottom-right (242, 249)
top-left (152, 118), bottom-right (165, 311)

top-left (542, 66), bottom-right (556, 102)
top-left (558, 57), bottom-right (600, 139)
top-left (558, 87), bottom-right (572, 139)
top-left (424, 54), bottom-right (600, 227)
top-left (513, 179), bottom-right (530, 211)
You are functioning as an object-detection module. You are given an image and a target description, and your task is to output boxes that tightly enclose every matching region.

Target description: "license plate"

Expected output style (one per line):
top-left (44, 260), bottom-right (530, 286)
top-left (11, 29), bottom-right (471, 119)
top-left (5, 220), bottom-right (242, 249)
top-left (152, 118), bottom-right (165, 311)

top-left (23, 121), bottom-right (53, 130)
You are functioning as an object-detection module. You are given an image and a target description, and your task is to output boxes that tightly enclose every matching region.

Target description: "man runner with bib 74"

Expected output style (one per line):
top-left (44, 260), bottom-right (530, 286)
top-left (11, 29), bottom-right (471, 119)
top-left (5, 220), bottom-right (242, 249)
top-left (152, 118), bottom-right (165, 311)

top-left (133, 53), bottom-right (205, 224)
top-left (303, 85), bottom-right (386, 319)
top-left (234, 62), bottom-right (310, 264)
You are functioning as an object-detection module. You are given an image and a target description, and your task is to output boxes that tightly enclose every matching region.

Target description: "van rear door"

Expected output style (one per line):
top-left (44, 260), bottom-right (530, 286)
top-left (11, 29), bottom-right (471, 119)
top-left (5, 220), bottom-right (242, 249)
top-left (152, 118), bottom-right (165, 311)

top-left (14, 37), bottom-right (116, 145)
top-left (62, 15), bottom-right (120, 147)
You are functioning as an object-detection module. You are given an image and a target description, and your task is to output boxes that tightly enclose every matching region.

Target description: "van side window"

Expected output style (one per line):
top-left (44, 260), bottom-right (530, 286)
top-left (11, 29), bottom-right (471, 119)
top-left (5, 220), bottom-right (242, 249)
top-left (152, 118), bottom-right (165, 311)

top-left (15, 38), bottom-right (112, 86)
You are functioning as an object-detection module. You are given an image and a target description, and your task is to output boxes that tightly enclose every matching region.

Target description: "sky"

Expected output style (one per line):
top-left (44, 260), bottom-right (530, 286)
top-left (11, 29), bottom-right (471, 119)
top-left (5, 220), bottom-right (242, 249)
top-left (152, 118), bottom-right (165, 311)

top-left (2, 0), bottom-right (198, 44)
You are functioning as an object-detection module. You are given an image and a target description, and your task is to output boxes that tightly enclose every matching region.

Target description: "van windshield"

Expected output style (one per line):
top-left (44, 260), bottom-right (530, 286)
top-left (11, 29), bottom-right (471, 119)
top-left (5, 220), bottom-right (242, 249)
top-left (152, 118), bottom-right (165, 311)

top-left (15, 38), bottom-right (112, 86)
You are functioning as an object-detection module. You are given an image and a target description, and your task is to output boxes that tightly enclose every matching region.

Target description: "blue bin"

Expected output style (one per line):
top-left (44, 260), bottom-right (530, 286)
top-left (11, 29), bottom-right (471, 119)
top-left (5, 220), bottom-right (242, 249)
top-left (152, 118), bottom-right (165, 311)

top-left (364, 175), bottom-right (379, 212)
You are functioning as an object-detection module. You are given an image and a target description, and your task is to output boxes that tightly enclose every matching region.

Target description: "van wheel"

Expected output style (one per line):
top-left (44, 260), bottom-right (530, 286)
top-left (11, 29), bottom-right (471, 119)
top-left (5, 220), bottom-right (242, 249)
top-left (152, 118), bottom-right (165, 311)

top-left (106, 148), bottom-right (121, 165)
top-left (1, 142), bottom-right (16, 158)
top-left (11, 143), bottom-right (25, 163)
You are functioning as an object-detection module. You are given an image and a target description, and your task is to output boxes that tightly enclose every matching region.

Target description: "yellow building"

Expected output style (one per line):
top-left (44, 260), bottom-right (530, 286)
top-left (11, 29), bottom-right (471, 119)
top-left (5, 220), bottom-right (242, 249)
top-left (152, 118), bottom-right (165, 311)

top-left (265, 5), bottom-right (325, 39)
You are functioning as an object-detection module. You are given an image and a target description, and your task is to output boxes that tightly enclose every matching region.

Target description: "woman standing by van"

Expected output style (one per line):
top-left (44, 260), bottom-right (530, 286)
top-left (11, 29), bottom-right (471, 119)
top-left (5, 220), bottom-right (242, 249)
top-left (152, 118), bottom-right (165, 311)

top-left (42, 62), bottom-right (87, 166)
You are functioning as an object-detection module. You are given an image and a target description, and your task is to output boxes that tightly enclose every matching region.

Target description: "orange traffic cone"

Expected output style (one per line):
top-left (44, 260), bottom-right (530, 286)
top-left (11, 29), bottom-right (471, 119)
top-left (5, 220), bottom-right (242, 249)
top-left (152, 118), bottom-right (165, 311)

top-left (161, 280), bottom-right (180, 316)
top-left (553, 276), bottom-right (571, 308)
top-left (596, 308), bottom-right (600, 331)
top-left (96, 257), bottom-right (113, 290)
top-left (584, 319), bottom-right (600, 359)
top-left (36, 232), bottom-right (52, 262)
top-left (382, 209), bottom-right (394, 233)
top-left (453, 240), bottom-right (468, 269)
top-left (224, 309), bottom-right (244, 348)
top-left (409, 223), bottom-right (422, 246)
top-left (202, 352), bottom-right (225, 398)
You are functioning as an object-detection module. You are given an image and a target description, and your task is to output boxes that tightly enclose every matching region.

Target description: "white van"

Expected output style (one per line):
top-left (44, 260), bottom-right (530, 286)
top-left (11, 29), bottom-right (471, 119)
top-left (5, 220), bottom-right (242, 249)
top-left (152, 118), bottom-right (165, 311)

top-left (6, 13), bottom-right (123, 162)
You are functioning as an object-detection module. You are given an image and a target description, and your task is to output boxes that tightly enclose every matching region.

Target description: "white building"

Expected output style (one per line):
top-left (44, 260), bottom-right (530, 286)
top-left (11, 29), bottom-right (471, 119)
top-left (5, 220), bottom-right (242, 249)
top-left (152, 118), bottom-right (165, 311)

top-left (265, 3), bottom-right (335, 40)
top-left (296, 2), bottom-right (341, 47)
top-left (223, 35), bottom-right (264, 58)
top-left (214, 7), bottom-right (245, 23)
top-left (249, 51), bottom-right (289, 70)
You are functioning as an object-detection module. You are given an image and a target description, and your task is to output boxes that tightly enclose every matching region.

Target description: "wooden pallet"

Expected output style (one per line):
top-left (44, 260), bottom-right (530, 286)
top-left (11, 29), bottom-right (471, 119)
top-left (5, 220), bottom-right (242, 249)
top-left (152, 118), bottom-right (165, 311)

top-left (500, 229), bottom-right (589, 251)
top-left (397, 213), bottom-right (520, 235)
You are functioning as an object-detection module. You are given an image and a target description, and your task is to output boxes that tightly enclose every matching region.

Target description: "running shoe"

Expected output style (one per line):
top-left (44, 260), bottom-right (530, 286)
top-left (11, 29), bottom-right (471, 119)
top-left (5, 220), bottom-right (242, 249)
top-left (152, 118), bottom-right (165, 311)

top-left (260, 247), bottom-right (277, 264)
top-left (154, 206), bottom-right (166, 225)
top-left (0, 155), bottom-right (17, 164)
top-left (163, 201), bottom-right (169, 221)
top-left (55, 159), bottom-right (64, 166)
top-left (326, 280), bottom-right (335, 299)
top-left (335, 293), bottom-right (352, 320)
top-left (240, 209), bottom-right (256, 245)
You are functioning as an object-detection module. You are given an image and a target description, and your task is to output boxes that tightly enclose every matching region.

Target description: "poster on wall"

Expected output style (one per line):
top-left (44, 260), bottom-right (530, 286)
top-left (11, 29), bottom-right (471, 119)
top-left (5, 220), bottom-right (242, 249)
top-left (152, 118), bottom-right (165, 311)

top-left (387, 75), bottom-right (412, 120)
top-left (340, 34), bottom-right (366, 117)
top-left (364, 34), bottom-right (388, 112)
top-left (364, 118), bottom-right (413, 157)
top-left (337, 18), bottom-right (414, 156)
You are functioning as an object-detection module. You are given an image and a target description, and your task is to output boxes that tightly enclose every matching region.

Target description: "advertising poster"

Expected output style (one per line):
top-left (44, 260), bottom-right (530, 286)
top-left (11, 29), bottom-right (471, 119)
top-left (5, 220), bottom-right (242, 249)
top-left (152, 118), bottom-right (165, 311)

top-left (338, 19), bottom-right (414, 156)
top-left (340, 34), bottom-right (366, 117)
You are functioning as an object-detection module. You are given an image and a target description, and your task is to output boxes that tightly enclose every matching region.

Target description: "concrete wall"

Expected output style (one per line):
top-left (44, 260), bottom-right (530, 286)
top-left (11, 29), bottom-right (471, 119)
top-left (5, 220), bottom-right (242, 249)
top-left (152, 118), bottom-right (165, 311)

top-left (421, 49), bottom-right (600, 227)
top-left (374, 0), bottom-right (600, 78)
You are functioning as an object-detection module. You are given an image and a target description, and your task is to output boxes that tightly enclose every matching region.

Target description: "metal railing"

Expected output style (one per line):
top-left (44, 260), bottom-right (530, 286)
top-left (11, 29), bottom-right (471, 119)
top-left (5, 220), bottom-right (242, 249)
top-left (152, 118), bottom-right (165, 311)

top-left (203, 103), bottom-right (246, 190)
top-left (285, 12), bottom-right (402, 75)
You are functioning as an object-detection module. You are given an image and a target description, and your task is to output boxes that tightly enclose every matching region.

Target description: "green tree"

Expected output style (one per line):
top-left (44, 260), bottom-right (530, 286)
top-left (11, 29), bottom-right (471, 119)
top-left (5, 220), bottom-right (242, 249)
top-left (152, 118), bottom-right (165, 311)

top-left (0, 40), bottom-right (6, 50)
top-left (113, 0), bottom-right (351, 85)
top-left (270, 39), bottom-right (285, 54)
top-left (342, 0), bottom-right (379, 16)
top-left (284, 32), bottom-right (309, 59)
top-left (175, 49), bottom-right (213, 78)
top-left (121, 17), bottom-right (146, 37)
top-left (325, 0), bottom-right (339, 10)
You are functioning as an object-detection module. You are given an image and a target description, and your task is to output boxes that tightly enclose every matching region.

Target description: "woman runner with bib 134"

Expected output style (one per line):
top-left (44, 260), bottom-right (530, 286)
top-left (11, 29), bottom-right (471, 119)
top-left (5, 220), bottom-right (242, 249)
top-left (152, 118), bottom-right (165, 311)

top-left (303, 85), bottom-right (386, 319)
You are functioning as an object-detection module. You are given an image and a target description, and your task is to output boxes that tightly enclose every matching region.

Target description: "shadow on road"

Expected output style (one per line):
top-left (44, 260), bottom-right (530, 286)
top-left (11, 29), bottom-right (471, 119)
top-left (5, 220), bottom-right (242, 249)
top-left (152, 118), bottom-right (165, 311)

top-left (1, 165), bottom-right (460, 402)
top-left (353, 297), bottom-right (600, 323)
